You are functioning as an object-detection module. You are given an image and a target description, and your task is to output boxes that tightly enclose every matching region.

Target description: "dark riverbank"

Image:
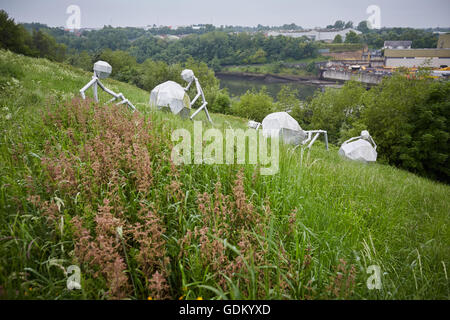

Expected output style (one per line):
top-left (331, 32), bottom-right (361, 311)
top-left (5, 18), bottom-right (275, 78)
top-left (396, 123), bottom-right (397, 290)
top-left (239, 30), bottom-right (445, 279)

top-left (216, 71), bottom-right (340, 86)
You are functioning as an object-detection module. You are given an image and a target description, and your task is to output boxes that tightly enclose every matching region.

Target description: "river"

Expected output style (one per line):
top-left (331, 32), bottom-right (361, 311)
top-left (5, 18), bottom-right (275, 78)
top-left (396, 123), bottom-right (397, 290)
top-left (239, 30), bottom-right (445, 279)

top-left (217, 74), bottom-right (331, 101)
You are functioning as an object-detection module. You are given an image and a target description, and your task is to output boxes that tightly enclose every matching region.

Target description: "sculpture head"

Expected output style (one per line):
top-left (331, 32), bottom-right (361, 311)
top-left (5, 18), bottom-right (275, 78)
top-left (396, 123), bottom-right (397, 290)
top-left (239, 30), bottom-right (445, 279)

top-left (93, 61), bottom-right (112, 78)
top-left (361, 130), bottom-right (370, 140)
top-left (181, 69), bottom-right (195, 83)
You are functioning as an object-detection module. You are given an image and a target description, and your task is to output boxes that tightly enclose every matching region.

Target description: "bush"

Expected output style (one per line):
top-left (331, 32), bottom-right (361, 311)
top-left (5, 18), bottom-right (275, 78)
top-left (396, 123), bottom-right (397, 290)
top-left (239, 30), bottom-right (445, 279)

top-left (362, 75), bottom-right (449, 182)
top-left (0, 57), bottom-right (24, 79)
top-left (210, 90), bottom-right (231, 114)
top-left (308, 81), bottom-right (366, 144)
top-left (231, 87), bottom-right (275, 122)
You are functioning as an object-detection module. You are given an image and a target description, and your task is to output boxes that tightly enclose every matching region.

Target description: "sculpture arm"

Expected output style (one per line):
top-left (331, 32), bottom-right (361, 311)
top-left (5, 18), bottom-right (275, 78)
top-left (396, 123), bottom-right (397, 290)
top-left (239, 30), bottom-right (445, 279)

top-left (97, 80), bottom-right (120, 98)
top-left (79, 77), bottom-right (98, 99)
top-left (184, 80), bottom-right (193, 91)
top-left (342, 136), bottom-right (361, 145)
top-left (369, 136), bottom-right (377, 150)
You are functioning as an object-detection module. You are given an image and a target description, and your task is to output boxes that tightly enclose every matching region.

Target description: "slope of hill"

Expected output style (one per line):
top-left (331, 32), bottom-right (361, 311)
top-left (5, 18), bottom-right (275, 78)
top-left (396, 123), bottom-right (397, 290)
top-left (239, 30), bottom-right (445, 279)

top-left (0, 50), bottom-right (448, 300)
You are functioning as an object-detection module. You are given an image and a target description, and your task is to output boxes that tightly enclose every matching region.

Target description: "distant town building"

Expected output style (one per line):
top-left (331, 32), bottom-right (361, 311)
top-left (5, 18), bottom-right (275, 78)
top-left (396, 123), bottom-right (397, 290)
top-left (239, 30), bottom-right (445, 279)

top-left (383, 41), bottom-right (412, 50)
top-left (362, 50), bottom-right (384, 67)
top-left (384, 34), bottom-right (450, 68)
top-left (268, 28), bottom-right (361, 42)
top-left (384, 49), bottom-right (450, 68)
top-left (437, 33), bottom-right (450, 48)
top-left (154, 34), bottom-right (181, 41)
top-left (166, 35), bottom-right (180, 41)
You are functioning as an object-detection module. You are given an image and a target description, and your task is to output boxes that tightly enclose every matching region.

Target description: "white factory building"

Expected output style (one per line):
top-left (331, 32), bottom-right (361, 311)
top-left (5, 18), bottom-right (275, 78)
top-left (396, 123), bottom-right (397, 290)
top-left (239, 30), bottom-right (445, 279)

top-left (267, 28), bottom-right (362, 42)
top-left (384, 34), bottom-right (450, 68)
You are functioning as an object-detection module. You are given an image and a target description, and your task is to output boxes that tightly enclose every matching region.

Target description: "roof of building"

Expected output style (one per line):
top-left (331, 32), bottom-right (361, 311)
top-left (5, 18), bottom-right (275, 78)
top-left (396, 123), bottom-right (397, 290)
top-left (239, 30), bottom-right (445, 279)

top-left (437, 34), bottom-right (450, 49)
top-left (384, 49), bottom-right (450, 58)
top-left (383, 41), bottom-right (412, 48)
top-left (268, 28), bottom-right (361, 41)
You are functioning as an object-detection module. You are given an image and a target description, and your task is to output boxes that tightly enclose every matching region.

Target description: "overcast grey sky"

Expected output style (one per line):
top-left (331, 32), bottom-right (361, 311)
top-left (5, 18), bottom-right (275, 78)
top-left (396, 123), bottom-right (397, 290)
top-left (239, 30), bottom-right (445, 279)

top-left (0, 0), bottom-right (449, 29)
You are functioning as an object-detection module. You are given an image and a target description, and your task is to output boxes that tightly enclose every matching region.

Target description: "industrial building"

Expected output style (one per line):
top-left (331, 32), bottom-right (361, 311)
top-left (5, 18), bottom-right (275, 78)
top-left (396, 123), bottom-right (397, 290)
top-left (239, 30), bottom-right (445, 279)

top-left (268, 28), bottom-right (362, 42)
top-left (384, 34), bottom-right (450, 68)
top-left (437, 33), bottom-right (450, 49)
top-left (383, 41), bottom-right (412, 50)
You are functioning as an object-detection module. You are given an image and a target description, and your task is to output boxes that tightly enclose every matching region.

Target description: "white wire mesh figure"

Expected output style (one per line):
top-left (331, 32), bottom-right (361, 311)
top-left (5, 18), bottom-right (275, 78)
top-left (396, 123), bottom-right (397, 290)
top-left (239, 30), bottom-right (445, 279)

top-left (181, 69), bottom-right (212, 123)
top-left (339, 130), bottom-right (377, 162)
top-left (301, 130), bottom-right (329, 150)
top-left (257, 112), bottom-right (329, 150)
top-left (248, 120), bottom-right (262, 130)
top-left (348, 130), bottom-right (377, 150)
top-left (80, 61), bottom-right (136, 111)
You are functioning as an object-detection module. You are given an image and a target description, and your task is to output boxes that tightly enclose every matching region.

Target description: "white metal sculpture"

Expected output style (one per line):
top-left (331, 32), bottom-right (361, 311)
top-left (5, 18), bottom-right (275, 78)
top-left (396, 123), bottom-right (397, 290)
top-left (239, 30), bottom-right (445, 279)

top-left (181, 69), bottom-right (212, 123)
top-left (339, 130), bottom-right (377, 162)
top-left (149, 81), bottom-right (191, 118)
top-left (302, 130), bottom-right (329, 150)
top-left (80, 61), bottom-right (136, 111)
top-left (260, 112), bottom-right (328, 150)
top-left (248, 120), bottom-right (262, 130)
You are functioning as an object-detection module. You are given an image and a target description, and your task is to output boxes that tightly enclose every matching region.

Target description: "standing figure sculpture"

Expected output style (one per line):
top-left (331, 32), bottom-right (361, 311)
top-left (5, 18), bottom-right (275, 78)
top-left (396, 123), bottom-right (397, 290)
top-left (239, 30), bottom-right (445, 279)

top-left (80, 61), bottom-right (136, 111)
top-left (181, 69), bottom-right (212, 123)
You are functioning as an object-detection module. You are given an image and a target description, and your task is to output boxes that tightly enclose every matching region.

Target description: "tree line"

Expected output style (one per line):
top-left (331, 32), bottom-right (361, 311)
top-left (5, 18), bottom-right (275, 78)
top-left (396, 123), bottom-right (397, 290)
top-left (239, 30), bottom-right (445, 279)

top-left (0, 11), bottom-right (67, 62)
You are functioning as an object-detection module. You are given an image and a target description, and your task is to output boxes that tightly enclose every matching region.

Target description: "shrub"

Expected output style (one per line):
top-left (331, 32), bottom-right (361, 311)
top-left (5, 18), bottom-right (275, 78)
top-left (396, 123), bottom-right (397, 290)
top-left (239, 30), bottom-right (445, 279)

top-left (231, 87), bottom-right (275, 122)
top-left (362, 75), bottom-right (449, 182)
top-left (308, 81), bottom-right (366, 143)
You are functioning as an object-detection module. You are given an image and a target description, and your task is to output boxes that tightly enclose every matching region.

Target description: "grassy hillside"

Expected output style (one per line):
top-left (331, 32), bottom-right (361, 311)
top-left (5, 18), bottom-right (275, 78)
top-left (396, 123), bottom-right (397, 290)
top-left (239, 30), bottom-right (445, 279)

top-left (0, 50), bottom-right (448, 300)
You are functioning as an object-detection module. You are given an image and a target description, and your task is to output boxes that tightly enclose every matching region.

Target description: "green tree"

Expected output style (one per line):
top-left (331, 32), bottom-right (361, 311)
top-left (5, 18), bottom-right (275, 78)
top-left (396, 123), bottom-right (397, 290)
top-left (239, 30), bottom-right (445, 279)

top-left (361, 75), bottom-right (449, 182)
top-left (276, 85), bottom-right (300, 112)
top-left (67, 50), bottom-right (92, 71)
top-left (210, 90), bottom-right (231, 114)
top-left (306, 62), bottom-right (317, 74)
top-left (357, 21), bottom-right (370, 34)
top-left (231, 87), bottom-right (274, 122)
top-left (209, 56), bottom-right (221, 72)
top-left (0, 10), bottom-right (33, 55)
top-left (333, 20), bottom-right (346, 29)
top-left (32, 29), bottom-right (66, 61)
top-left (333, 34), bottom-right (343, 43)
top-left (99, 49), bottom-right (139, 83)
top-left (345, 31), bottom-right (361, 44)
top-left (139, 59), bottom-right (175, 91)
top-left (308, 81), bottom-right (366, 143)
top-left (248, 48), bottom-right (267, 64)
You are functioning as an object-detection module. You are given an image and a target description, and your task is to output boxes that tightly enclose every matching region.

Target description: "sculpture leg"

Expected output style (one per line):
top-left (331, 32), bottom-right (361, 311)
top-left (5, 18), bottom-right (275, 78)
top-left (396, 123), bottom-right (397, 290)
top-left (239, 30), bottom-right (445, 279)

top-left (93, 81), bottom-right (98, 102)
top-left (203, 105), bottom-right (212, 124)
top-left (190, 105), bottom-right (204, 120)
top-left (190, 103), bottom-right (212, 124)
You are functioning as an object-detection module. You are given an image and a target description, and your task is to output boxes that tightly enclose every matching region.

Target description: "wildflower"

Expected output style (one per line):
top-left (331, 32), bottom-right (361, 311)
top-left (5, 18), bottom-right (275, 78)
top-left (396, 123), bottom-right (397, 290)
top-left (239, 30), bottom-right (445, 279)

top-left (196, 297), bottom-right (203, 300)
top-left (147, 296), bottom-right (152, 300)
top-left (5, 113), bottom-right (12, 120)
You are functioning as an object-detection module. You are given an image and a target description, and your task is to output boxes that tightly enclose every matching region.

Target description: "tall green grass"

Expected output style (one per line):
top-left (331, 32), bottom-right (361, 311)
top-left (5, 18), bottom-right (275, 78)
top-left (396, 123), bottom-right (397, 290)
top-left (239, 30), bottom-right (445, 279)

top-left (0, 50), bottom-right (448, 300)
